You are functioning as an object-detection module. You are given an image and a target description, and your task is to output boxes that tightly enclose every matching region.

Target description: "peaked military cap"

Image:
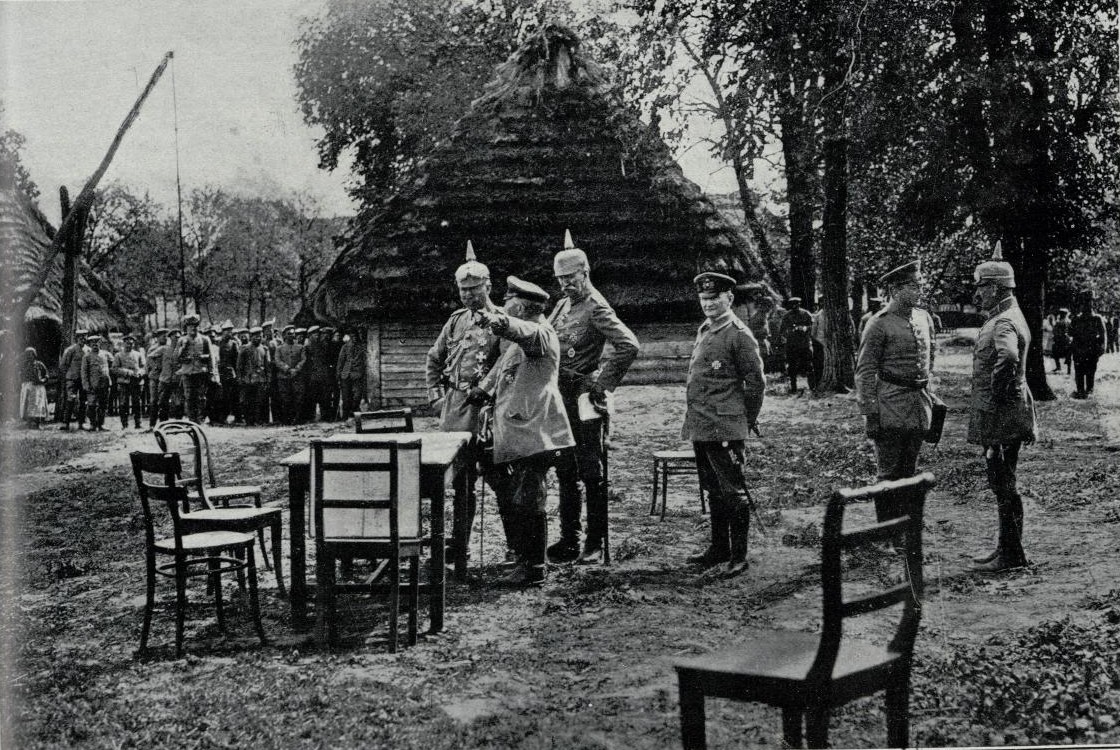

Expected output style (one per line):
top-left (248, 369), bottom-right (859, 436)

top-left (879, 260), bottom-right (922, 286)
top-left (249, 326), bottom-right (262, 334)
top-left (554, 229), bottom-right (589, 276)
top-left (786, 296), bottom-right (803, 306)
top-left (263, 318), bottom-right (276, 328)
top-left (293, 327), bottom-right (307, 335)
top-left (220, 319), bottom-right (234, 330)
top-left (693, 272), bottom-right (736, 295)
top-left (455, 240), bottom-right (490, 287)
top-left (75, 328), bottom-right (89, 336)
top-left (282, 324), bottom-right (295, 332)
top-left (307, 325), bottom-right (321, 334)
top-left (155, 327), bottom-right (169, 335)
top-left (168, 329), bottom-right (181, 336)
top-left (233, 327), bottom-right (248, 335)
top-left (504, 276), bottom-right (550, 304)
top-left (974, 241), bottom-right (1016, 288)
top-left (1058, 308), bottom-right (1070, 315)
top-left (321, 326), bottom-right (335, 333)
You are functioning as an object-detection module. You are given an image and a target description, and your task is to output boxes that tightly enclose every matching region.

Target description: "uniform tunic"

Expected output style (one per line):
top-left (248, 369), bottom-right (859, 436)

top-left (426, 306), bottom-right (502, 434)
top-left (855, 306), bottom-right (936, 437)
top-left (968, 297), bottom-right (1036, 446)
top-left (682, 311), bottom-right (765, 442)
top-left (547, 287), bottom-right (639, 394)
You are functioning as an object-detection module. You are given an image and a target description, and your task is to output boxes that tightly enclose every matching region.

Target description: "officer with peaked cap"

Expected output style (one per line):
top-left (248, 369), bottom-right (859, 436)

top-left (682, 272), bottom-right (765, 577)
top-left (237, 326), bottom-right (270, 425)
top-left (546, 230), bottom-right (640, 565)
top-left (146, 328), bottom-right (169, 429)
top-left (59, 328), bottom-right (90, 430)
top-left (969, 241), bottom-right (1036, 572)
top-left (426, 241), bottom-right (511, 566)
top-left (175, 314), bottom-right (219, 423)
top-left (779, 296), bottom-right (814, 393)
top-left (855, 260), bottom-right (938, 522)
top-left (1069, 291), bottom-right (1107, 398)
top-left (471, 276), bottom-right (575, 586)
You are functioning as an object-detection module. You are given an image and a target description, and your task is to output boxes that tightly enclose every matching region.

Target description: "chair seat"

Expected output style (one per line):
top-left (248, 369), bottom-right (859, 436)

top-left (154, 530), bottom-right (254, 553)
top-left (655, 450), bottom-right (696, 461)
top-left (675, 631), bottom-right (903, 705)
top-left (189, 484), bottom-right (262, 502)
top-left (183, 507), bottom-right (280, 523)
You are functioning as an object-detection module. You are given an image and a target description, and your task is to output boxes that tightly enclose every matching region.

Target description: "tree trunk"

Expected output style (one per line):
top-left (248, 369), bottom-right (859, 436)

top-left (779, 98), bottom-right (816, 304)
top-left (1012, 236), bottom-right (1054, 400)
top-left (817, 131), bottom-right (856, 393)
top-left (59, 187), bottom-right (79, 345)
top-left (731, 164), bottom-right (788, 296)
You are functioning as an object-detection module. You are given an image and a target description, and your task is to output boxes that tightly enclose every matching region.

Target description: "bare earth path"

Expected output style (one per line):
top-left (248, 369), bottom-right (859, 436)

top-left (2, 346), bottom-right (1119, 748)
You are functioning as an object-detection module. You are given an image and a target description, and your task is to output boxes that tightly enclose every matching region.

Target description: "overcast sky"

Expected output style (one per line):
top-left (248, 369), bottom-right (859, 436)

top-left (1, 0), bottom-right (740, 226)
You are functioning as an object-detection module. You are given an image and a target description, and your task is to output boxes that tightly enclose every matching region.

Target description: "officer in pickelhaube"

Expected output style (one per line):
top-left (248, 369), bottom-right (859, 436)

top-left (969, 241), bottom-right (1036, 572)
top-left (426, 241), bottom-right (511, 561)
top-left (546, 230), bottom-right (640, 565)
top-left (855, 260), bottom-right (938, 522)
top-left (682, 272), bottom-right (765, 578)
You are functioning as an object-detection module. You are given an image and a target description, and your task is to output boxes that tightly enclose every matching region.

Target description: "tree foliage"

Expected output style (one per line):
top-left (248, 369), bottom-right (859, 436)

top-left (0, 109), bottom-right (40, 202)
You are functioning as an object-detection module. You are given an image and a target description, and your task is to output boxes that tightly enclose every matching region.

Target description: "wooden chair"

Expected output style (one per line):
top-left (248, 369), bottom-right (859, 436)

top-left (154, 420), bottom-right (274, 570)
top-left (312, 438), bottom-right (426, 652)
top-left (353, 408), bottom-right (414, 434)
top-left (650, 449), bottom-right (706, 520)
top-left (674, 472), bottom-right (935, 749)
top-left (130, 451), bottom-right (267, 658)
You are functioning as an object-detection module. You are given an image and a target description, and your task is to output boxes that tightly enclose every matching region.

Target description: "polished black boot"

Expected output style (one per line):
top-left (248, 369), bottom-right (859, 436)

top-left (724, 505), bottom-right (751, 578)
top-left (688, 510), bottom-right (731, 569)
top-left (974, 493), bottom-right (1027, 572)
top-left (502, 512), bottom-right (546, 587)
top-left (577, 483), bottom-right (608, 565)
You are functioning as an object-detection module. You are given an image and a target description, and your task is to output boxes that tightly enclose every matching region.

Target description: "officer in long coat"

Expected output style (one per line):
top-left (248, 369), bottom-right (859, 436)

top-left (779, 297), bottom-right (814, 393)
top-left (474, 277), bottom-right (575, 587)
top-left (546, 230), bottom-right (640, 565)
top-left (969, 241), bottom-right (1037, 572)
top-left (682, 272), bottom-right (765, 578)
top-left (855, 261), bottom-right (937, 522)
top-left (1069, 292), bottom-right (1107, 399)
top-left (425, 242), bottom-right (509, 559)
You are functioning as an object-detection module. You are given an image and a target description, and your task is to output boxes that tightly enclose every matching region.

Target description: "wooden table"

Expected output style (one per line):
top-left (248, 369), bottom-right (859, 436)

top-left (280, 431), bottom-right (471, 633)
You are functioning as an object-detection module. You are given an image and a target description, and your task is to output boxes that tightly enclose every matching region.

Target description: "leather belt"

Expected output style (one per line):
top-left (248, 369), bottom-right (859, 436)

top-left (878, 371), bottom-right (928, 389)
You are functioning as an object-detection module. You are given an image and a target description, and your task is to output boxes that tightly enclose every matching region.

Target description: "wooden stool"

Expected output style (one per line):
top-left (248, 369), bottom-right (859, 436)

top-left (650, 450), bottom-right (706, 520)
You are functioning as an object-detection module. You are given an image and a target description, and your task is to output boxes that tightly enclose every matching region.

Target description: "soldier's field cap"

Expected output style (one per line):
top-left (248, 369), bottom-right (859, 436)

top-left (1058, 308), bottom-right (1070, 314)
top-left (249, 326), bottom-right (262, 334)
top-left (87, 334), bottom-right (101, 342)
top-left (321, 326), bottom-right (335, 333)
top-left (263, 318), bottom-right (276, 328)
top-left (787, 296), bottom-right (802, 305)
top-left (155, 327), bottom-right (169, 335)
top-left (234, 327), bottom-right (248, 335)
top-left (220, 319), bottom-right (234, 331)
top-left (504, 276), bottom-right (550, 304)
top-left (169, 328), bottom-right (181, 336)
top-left (307, 325), bottom-right (321, 334)
top-left (293, 327), bottom-right (307, 335)
top-left (879, 259), bottom-right (922, 286)
top-left (693, 272), bottom-right (736, 296)
top-left (974, 240), bottom-right (1016, 288)
top-left (75, 328), bottom-right (89, 336)
top-left (455, 240), bottom-right (490, 287)
top-left (182, 314), bottom-right (200, 327)
top-left (554, 229), bottom-right (589, 276)
top-left (282, 324), bottom-right (295, 332)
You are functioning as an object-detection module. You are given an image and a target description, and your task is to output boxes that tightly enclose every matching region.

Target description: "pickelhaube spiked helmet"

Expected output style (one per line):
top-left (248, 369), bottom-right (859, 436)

top-left (454, 240), bottom-right (490, 287)
top-left (554, 229), bottom-right (589, 275)
top-left (974, 241), bottom-right (1016, 288)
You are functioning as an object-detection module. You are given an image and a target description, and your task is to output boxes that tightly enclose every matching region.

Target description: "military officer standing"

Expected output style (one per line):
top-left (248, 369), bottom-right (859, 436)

top-left (146, 329), bottom-right (168, 428)
top-left (779, 297), bottom-right (814, 393)
top-left (58, 329), bottom-right (89, 431)
top-left (336, 328), bottom-right (367, 419)
top-left (855, 261), bottom-right (937, 522)
top-left (474, 277), bottom-right (575, 586)
top-left (546, 230), bottom-right (640, 564)
top-left (1069, 292), bottom-right (1107, 399)
top-left (969, 242), bottom-right (1036, 572)
top-left (275, 325), bottom-right (306, 424)
top-left (213, 321), bottom-right (239, 425)
top-left (237, 326), bottom-right (270, 425)
top-left (81, 335), bottom-right (113, 431)
top-left (426, 242), bottom-right (509, 560)
top-left (176, 315), bottom-right (219, 423)
top-left (112, 334), bottom-right (145, 429)
top-left (683, 272), bottom-right (765, 577)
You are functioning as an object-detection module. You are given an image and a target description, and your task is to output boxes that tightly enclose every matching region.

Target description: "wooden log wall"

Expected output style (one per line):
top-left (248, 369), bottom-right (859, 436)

top-left (364, 320), bottom-right (700, 408)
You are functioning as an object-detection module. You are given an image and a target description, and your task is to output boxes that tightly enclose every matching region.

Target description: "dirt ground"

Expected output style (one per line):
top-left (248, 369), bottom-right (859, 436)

top-left (2, 343), bottom-right (1119, 749)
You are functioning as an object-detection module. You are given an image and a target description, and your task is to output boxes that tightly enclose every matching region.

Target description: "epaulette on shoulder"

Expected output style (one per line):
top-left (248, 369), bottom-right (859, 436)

top-left (732, 317), bottom-right (749, 331)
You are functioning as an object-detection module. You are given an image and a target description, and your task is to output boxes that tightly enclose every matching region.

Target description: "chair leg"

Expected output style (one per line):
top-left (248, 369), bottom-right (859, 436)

top-left (314, 548), bottom-right (332, 648)
top-left (174, 558), bottom-right (188, 658)
top-left (407, 556), bottom-right (419, 647)
top-left (661, 465), bottom-right (669, 521)
top-left (388, 556), bottom-right (400, 653)
top-left (251, 494), bottom-right (271, 571)
top-left (782, 708), bottom-right (803, 748)
top-left (246, 546), bottom-right (267, 646)
top-left (805, 706), bottom-right (830, 749)
top-left (209, 557), bottom-right (225, 633)
top-left (271, 517), bottom-right (287, 599)
top-left (651, 460), bottom-right (660, 516)
top-left (886, 677), bottom-right (911, 748)
top-left (678, 674), bottom-right (707, 750)
top-left (140, 555), bottom-right (156, 657)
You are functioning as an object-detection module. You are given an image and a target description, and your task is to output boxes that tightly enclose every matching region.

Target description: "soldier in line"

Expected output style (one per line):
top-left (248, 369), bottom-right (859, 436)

top-left (81, 335), bottom-right (113, 432)
top-left (857, 296), bottom-right (883, 342)
top-left (112, 334), bottom-right (145, 429)
top-left (58, 328), bottom-right (89, 431)
top-left (337, 328), bottom-right (367, 419)
top-left (146, 329), bottom-right (168, 428)
top-left (302, 326), bottom-right (324, 421)
top-left (779, 297), bottom-right (814, 394)
top-left (324, 326), bottom-right (343, 420)
top-left (274, 325), bottom-right (305, 424)
top-left (473, 276), bottom-right (575, 587)
top-left (969, 242), bottom-right (1036, 573)
top-left (237, 326), bottom-right (270, 425)
top-left (176, 315), bottom-right (219, 423)
top-left (855, 261), bottom-right (937, 522)
top-left (1069, 292), bottom-right (1107, 399)
top-left (426, 242), bottom-right (509, 562)
top-left (682, 272), bottom-right (765, 578)
top-left (262, 319), bottom-right (278, 423)
top-left (545, 231), bottom-right (640, 565)
top-left (212, 321), bottom-right (239, 425)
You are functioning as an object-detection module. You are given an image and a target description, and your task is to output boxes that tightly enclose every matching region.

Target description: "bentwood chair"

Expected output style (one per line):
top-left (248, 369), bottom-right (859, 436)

top-left (674, 473), bottom-right (935, 749)
top-left (130, 451), bottom-right (267, 658)
top-left (154, 420), bottom-right (278, 573)
top-left (354, 408), bottom-right (414, 434)
top-left (312, 438), bottom-right (426, 652)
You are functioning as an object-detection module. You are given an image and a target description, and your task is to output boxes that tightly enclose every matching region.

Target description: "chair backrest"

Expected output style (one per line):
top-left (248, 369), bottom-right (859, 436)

top-left (809, 472), bottom-right (936, 681)
top-left (310, 438), bottom-right (423, 543)
top-left (130, 451), bottom-right (191, 550)
top-left (354, 408), bottom-right (414, 434)
top-left (153, 420), bottom-right (215, 502)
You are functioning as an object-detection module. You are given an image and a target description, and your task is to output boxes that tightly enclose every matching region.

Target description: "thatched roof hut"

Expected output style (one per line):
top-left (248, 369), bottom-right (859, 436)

top-left (0, 182), bottom-right (129, 364)
top-left (309, 24), bottom-right (768, 325)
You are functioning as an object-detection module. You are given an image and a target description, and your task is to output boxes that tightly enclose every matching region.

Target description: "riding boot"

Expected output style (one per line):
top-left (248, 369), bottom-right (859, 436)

top-left (501, 512), bottom-right (545, 587)
top-left (577, 481), bottom-right (608, 565)
top-left (688, 506), bottom-right (731, 569)
top-left (724, 503), bottom-right (751, 578)
top-left (974, 493), bottom-right (1026, 572)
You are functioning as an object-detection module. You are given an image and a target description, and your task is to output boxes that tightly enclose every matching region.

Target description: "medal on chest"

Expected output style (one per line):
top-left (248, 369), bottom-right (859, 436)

top-left (710, 360), bottom-right (722, 371)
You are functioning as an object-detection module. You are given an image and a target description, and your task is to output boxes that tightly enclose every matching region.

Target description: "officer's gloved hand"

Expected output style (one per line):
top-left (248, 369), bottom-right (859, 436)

top-left (865, 414), bottom-right (880, 439)
top-left (466, 387), bottom-right (491, 406)
top-left (588, 381), bottom-right (607, 406)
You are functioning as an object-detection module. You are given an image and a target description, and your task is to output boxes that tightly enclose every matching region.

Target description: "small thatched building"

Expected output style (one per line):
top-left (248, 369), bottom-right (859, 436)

top-left (309, 25), bottom-right (769, 406)
top-left (0, 183), bottom-right (129, 370)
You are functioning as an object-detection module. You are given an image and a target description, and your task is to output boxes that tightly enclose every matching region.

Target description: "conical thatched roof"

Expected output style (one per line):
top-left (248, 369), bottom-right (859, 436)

top-left (0, 184), bottom-right (128, 333)
top-left (310, 24), bottom-right (768, 324)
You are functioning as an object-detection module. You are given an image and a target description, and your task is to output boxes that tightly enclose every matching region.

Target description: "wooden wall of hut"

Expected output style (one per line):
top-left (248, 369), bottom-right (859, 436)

top-left (363, 321), bottom-right (698, 408)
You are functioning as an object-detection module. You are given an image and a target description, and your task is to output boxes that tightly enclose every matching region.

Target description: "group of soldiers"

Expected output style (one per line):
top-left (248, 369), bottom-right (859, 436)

top-left (1045, 300), bottom-right (1114, 399)
top-left (56, 317), bottom-right (366, 431)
